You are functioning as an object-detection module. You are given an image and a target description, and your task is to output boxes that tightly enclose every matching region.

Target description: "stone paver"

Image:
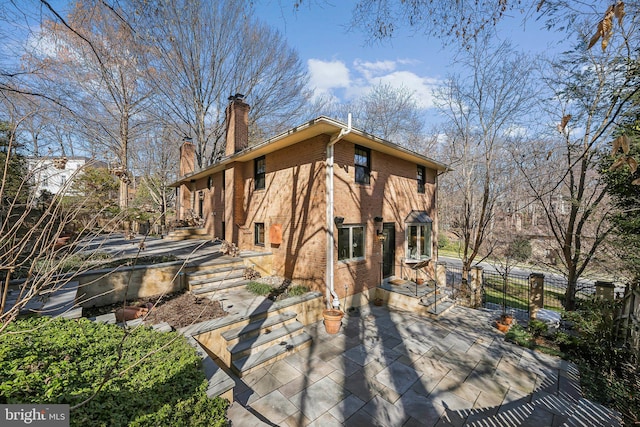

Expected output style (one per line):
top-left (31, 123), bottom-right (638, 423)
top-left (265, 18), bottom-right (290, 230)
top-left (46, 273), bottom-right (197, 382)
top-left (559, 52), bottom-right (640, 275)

top-left (88, 238), bottom-right (620, 426)
top-left (249, 389), bottom-right (299, 424)
top-left (328, 394), bottom-right (366, 423)
top-left (374, 360), bottom-right (420, 394)
top-left (223, 304), bottom-right (622, 426)
top-left (290, 376), bottom-right (346, 422)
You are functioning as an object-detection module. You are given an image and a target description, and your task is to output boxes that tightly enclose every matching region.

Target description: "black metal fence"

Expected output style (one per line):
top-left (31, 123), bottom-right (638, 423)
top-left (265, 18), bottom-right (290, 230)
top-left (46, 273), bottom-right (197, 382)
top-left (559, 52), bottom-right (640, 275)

top-left (481, 270), bottom-right (530, 316)
top-left (441, 263), bottom-right (595, 316)
top-left (443, 263), bottom-right (469, 298)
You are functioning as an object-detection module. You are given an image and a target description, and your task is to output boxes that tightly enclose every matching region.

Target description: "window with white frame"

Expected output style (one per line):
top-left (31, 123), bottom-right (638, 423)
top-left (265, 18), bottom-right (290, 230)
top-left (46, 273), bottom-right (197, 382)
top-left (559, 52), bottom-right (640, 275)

top-left (406, 222), bottom-right (432, 261)
top-left (338, 224), bottom-right (365, 261)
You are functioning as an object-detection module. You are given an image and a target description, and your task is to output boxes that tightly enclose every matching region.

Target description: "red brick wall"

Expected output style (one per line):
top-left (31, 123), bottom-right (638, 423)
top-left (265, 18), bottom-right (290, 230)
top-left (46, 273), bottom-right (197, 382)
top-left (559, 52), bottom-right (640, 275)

top-left (332, 141), bottom-right (438, 300)
top-left (224, 100), bottom-right (250, 157)
top-left (238, 135), bottom-right (328, 290)
top-left (177, 141), bottom-right (196, 220)
top-left (182, 135), bottom-right (440, 301)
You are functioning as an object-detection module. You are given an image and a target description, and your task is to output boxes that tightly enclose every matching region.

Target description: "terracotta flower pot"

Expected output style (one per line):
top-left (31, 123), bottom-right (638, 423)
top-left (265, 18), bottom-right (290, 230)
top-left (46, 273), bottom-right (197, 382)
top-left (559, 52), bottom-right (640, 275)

top-left (416, 278), bottom-right (424, 285)
top-left (115, 306), bottom-right (149, 322)
top-left (495, 320), bottom-right (510, 333)
top-left (500, 314), bottom-right (514, 325)
top-left (322, 309), bottom-right (344, 334)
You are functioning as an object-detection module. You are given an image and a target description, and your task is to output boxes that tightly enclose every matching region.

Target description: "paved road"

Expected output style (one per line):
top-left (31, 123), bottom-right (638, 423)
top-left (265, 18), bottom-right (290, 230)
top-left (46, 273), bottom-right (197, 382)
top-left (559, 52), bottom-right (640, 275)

top-left (438, 256), bottom-right (626, 296)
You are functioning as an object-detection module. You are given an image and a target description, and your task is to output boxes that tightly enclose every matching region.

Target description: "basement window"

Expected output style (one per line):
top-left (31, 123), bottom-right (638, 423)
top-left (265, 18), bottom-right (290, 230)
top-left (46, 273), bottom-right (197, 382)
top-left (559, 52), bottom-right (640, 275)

top-left (254, 222), bottom-right (265, 246)
top-left (338, 224), bottom-right (365, 261)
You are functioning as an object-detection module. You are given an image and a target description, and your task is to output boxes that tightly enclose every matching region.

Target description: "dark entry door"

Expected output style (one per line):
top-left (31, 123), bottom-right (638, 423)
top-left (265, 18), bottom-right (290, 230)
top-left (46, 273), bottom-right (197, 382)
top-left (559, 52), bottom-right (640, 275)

top-left (382, 223), bottom-right (395, 278)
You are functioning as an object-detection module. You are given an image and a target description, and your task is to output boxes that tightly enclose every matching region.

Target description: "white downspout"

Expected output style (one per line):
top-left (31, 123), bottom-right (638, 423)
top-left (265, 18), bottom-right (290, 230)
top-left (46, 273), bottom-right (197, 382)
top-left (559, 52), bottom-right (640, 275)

top-left (326, 114), bottom-right (352, 309)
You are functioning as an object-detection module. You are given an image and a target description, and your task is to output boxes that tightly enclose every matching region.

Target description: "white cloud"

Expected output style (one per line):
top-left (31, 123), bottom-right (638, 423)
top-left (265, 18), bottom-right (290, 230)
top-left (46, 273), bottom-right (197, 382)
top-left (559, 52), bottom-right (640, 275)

top-left (353, 59), bottom-right (396, 80)
top-left (307, 57), bottom-right (442, 109)
top-left (307, 59), bottom-right (350, 97)
top-left (372, 71), bottom-right (440, 109)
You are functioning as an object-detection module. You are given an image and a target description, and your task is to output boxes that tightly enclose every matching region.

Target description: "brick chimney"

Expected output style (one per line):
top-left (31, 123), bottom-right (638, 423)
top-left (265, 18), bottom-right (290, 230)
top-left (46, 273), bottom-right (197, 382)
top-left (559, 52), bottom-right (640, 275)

top-left (225, 93), bottom-right (250, 157)
top-left (179, 137), bottom-right (195, 177)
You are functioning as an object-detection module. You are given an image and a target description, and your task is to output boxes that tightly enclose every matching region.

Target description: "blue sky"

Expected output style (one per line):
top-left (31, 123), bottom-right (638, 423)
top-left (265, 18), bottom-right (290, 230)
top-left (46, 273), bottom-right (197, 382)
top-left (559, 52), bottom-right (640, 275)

top-left (255, 1), bottom-right (568, 116)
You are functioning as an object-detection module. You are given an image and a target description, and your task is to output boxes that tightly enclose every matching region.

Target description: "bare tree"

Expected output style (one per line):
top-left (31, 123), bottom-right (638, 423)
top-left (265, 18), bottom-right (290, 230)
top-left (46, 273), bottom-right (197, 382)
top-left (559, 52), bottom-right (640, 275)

top-left (130, 125), bottom-right (179, 228)
top-left (435, 39), bottom-right (536, 288)
top-left (136, 0), bottom-right (311, 168)
top-left (515, 7), bottom-right (640, 308)
top-left (346, 0), bottom-right (619, 47)
top-left (320, 82), bottom-right (433, 152)
top-left (25, 0), bottom-right (155, 208)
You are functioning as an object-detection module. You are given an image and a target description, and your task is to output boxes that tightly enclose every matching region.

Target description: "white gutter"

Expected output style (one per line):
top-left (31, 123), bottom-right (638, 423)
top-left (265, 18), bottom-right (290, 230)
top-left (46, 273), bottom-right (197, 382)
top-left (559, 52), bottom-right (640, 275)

top-left (326, 114), bottom-right (352, 310)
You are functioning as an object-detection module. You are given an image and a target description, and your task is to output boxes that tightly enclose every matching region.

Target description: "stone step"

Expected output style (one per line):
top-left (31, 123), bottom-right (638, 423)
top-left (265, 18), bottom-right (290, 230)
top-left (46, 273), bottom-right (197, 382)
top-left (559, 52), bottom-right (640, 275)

top-left (418, 291), bottom-right (448, 311)
top-left (232, 331), bottom-right (312, 377)
top-left (188, 265), bottom-right (245, 280)
top-left (189, 270), bottom-right (246, 289)
top-left (151, 322), bottom-right (173, 332)
top-left (228, 320), bottom-right (305, 361)
top-left (202, 355), bottom-right (235, 401)
top-left (41, 281), bottom-right (81, 318)
top-left (191, 279), bottom-right (252, 296)
top-left (381, 281), bottom-right (435, 298)
top-left (164, 235), bottom-right (209, 241)
top-left (180, 334), bottom-right (235, 401)
top-left (164, 228), bottom-right (210, 241)
top-left (222, 311), bottom-right (298, 346)
top-left (57, 307), bottom-right (84, 319)
top-left (168, 227), bottom-right (209, 236)
top-left (426, 299), bottom-right (456, 317)
top-left (91, 312), bottom-right (117, 324)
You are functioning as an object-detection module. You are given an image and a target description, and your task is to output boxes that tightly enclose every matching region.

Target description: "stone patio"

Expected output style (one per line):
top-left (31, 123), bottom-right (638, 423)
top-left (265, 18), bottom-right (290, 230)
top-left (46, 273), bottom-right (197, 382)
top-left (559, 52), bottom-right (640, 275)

top-left (226, 304), bottom-right (621, 427)
top-left (66, 235), bottom-right (622, 426)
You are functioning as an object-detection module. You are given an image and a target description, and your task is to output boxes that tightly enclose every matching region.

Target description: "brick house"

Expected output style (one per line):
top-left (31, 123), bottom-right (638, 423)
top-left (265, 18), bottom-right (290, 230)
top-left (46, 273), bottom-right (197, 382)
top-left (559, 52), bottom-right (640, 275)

top-left (171, 95), bottom-right (448, 308)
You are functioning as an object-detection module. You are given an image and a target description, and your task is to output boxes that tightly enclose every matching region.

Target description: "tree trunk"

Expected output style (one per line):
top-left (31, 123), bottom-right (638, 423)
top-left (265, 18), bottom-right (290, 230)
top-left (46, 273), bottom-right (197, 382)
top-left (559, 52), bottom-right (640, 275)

top-left (565, 269), bottom-right (578, 311)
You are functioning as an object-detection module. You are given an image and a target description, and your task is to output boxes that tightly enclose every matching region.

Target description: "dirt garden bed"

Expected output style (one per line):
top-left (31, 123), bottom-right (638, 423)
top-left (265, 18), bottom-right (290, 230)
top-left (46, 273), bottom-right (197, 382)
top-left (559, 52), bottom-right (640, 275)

top-left (84, 290), bottom-right (227, 328)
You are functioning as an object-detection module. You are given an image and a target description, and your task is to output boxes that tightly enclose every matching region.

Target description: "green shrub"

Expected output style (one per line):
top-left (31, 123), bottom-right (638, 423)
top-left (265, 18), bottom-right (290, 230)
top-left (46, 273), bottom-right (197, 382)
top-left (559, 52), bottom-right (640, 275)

top-left (505, 324), bottom-right (534, 349)
top-left (437, 234), bottom-right (449, 249)
top-left (246, 281), bottom-right (273, 296)
top-left (556, 299), bottom-right (638, 425)
top-left (0, 317), bottom-right (228, 427)
top-left (528, 319), bottom-right (548, 338)
top-left (507, 236), bottom-right (532, 262)
top-left (287, 285), bottom-right (309, 297)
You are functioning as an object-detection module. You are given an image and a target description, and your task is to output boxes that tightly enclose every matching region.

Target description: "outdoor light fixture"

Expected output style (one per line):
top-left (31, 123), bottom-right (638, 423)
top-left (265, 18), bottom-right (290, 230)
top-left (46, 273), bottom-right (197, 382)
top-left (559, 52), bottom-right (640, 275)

top-left (334, 216), bottom-right (344, 225)
top-left (374, 216), bottom-right (383, 223)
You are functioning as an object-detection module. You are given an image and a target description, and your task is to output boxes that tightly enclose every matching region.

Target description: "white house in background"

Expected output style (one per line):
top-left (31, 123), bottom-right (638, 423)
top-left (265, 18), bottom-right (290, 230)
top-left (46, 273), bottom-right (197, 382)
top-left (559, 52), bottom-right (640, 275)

top-left (27, 157), bottom-right (102, 196)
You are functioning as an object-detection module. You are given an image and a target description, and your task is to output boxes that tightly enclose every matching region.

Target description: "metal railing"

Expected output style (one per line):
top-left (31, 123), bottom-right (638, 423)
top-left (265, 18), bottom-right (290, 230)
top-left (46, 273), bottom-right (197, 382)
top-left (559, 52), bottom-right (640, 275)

top-left (481, 270), bottom-right (530, 315)
top-left (443, 263), bottom-right (468, 299)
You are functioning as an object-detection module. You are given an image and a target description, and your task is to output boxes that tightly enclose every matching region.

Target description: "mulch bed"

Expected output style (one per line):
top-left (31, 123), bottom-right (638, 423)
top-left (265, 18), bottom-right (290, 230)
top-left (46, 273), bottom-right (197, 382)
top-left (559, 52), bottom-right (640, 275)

top-left (84, 291), bottom-right (227, 329)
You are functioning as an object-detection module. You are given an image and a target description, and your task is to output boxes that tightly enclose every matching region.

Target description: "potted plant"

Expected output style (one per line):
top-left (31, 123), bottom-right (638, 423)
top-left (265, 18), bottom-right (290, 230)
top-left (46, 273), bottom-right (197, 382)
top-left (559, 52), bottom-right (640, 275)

top-left (322, 308), bottom-right (344, 334)
top-left (495, 319), bottom-right (510, 333)
top-left (500, 313), bottom-right (514, 325)
top-left (496, 312), bottom-right (514, 333)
